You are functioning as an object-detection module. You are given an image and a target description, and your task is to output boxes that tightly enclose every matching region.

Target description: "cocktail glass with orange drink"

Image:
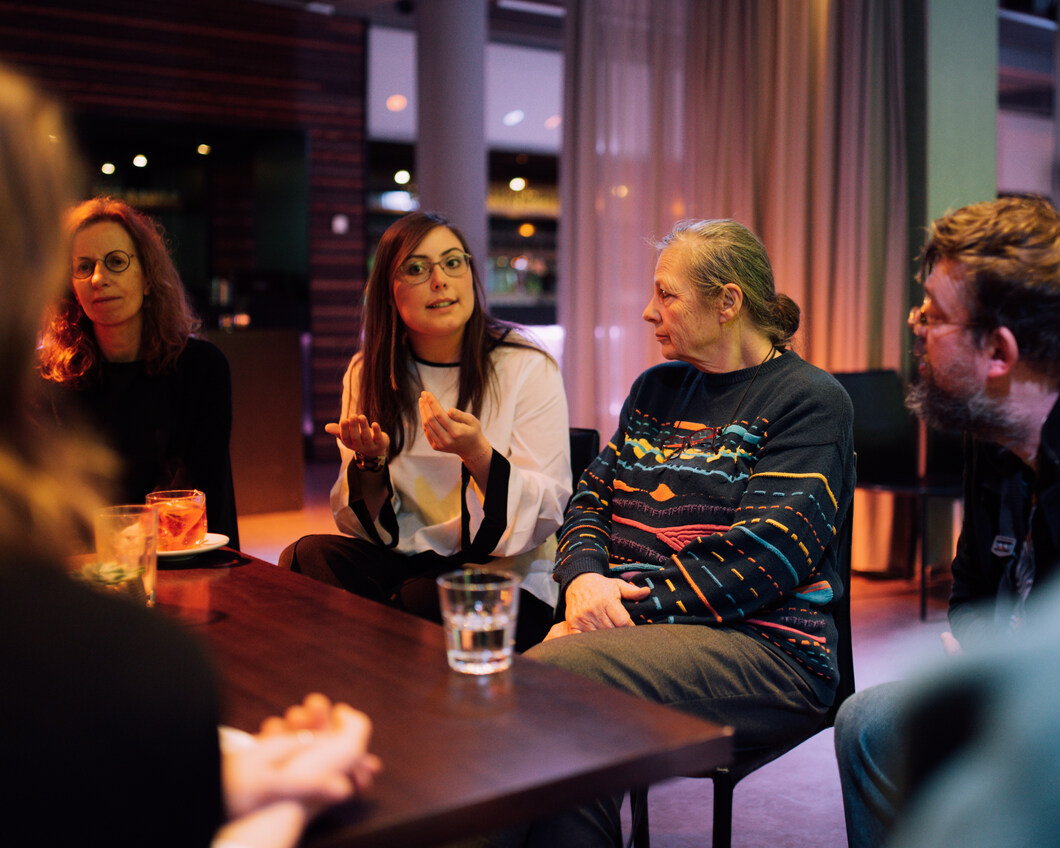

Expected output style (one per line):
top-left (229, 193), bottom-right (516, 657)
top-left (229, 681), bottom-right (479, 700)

top-left (147, 489), bottom-right (207, 552)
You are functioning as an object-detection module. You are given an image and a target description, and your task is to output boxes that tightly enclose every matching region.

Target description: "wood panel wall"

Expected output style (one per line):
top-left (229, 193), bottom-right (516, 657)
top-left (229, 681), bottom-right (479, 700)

top-left (0, 0), bottom-right (365, 461)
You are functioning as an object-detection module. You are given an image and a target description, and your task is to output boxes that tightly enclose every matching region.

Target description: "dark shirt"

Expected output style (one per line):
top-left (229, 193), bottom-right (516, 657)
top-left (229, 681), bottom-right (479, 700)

top-left (949, 395), bottom-right (1060, 644)
top-left (1, 558), bottom-right (224, 847)
top-left (42, 337), bottom-right (239, 547)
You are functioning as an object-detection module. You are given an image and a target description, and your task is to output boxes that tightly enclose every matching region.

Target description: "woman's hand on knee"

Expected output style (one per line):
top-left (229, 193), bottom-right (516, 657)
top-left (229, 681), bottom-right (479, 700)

top-left (562, 573), bottom-right (650, 634)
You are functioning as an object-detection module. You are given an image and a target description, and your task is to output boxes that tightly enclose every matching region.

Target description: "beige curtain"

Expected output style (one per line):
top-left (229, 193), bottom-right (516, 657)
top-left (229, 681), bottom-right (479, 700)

top-left (559, 0), bottom-right (909, 570)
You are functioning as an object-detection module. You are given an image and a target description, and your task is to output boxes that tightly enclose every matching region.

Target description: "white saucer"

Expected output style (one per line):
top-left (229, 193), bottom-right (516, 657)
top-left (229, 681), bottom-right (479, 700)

top-left (157, 532), bottom-right (229, 560)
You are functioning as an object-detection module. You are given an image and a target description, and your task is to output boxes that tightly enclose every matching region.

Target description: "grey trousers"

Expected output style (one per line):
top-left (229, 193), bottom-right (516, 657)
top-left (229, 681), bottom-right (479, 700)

top-left (486, 623), bottom-right (828, 848)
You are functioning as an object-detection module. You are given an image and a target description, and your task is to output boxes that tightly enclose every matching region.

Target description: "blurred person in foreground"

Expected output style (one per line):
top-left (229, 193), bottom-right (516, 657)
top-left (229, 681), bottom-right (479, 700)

top-left (280, 211), bottom-right (570, 649)
top-left (834, 195), bottom-right (1060, 848)
top-left (37, 196), bottom-right (239, 546)
top-left (0, 63), bottom-right (379, 848)
top-left (489, 219), bottom-right (855, 846)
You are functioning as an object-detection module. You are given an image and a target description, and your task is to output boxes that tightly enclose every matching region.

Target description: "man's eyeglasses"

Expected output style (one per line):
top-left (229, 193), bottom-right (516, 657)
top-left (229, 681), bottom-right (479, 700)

top-left (73, 250), bottom-right (134, 279)
top-left (397, 252), bottom-right (471, 286)
top-left (907, 301), bottom-right (978, 334)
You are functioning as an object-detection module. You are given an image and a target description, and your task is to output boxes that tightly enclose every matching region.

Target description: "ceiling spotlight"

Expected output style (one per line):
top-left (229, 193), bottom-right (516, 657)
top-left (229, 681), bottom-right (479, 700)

top-left (502, 110), bottom-right (525, 127)
top-left (394, 169), bottom-right (411, 185)
top-left (509, 177), bottom-right (527, 192)
top-left (132, 154), bottom-right (147, 168)
top-left (197, 143), bottom-right (212, 155)
top-left (101, 162), bottom-right (116, 175)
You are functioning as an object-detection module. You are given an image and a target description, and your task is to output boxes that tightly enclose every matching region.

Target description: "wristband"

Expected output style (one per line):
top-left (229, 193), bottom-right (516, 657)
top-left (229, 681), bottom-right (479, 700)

top-left (353, 451), bottom-right (386, 473)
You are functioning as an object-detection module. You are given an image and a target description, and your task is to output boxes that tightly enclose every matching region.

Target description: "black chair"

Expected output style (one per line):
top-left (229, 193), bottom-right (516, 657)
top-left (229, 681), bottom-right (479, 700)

top-left (630, 504), bottom-right (855, 848)
top-left (515, 427), bottom-right (601, 650)
top-left (569, 426), bottom-right (600, 487)
top-left (832, 370), bottom-right (963, 619)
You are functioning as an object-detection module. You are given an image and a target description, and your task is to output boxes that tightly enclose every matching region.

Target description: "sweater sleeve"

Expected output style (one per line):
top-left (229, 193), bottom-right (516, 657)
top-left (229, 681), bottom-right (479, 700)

top-left (625, 433), bottom-right (847, 624)
top-left (553, 375), bottom-right (645, 593)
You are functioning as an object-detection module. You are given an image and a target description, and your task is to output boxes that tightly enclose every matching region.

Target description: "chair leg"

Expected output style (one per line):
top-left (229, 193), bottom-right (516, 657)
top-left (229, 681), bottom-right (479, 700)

top-left (918, 493), bottom-right (929, 621)
top-left (712, 772), bottom-right (735, 848)
top-left (629, 786), bottom-right (651, 848)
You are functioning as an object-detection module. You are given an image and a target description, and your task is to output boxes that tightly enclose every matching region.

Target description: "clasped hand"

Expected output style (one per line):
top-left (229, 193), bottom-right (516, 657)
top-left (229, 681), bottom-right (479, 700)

top-left (544, 572), bottom-right (651, 641)
top-left (217, 693), bottom-right (383, 848)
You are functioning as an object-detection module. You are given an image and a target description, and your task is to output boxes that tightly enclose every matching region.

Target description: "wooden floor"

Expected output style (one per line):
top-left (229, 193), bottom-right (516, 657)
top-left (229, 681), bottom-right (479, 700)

top-left (237, 463), bottom-right (954, 848)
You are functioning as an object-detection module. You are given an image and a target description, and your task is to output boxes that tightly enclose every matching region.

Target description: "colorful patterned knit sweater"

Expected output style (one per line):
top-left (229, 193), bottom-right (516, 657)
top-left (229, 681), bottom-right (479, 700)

top-left (554, 351), bottom-right (855, 703)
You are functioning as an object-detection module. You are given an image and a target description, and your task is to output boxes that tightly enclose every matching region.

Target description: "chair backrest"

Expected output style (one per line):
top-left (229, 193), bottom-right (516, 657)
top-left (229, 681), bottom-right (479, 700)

top-left (828, 500), bottom-right (856, 722)
top-left (832, 370), bottom-right (919, 487)
top-left (569, 427), bottom-right (600, 487)
top-left (832, 369), bottom-right (963, 492)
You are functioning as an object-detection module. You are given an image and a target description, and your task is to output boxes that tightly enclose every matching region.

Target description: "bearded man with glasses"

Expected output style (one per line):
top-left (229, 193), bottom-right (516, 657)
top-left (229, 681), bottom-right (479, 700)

top-left (835, 195), bottom-right (1060, 848)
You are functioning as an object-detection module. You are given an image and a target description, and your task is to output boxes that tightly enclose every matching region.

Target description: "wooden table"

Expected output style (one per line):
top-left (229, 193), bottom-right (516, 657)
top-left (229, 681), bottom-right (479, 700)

top-left (155, 550), bottom-right (733, 847)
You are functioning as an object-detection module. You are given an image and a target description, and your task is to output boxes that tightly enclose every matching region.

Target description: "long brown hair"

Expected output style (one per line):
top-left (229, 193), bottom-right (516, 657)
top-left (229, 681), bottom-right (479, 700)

top-left (355, 211), bottom-right (544, 457)
top-left (0, 64), bottom-right (113, 559)
top-left (38, 197), bottom-right (200, 384)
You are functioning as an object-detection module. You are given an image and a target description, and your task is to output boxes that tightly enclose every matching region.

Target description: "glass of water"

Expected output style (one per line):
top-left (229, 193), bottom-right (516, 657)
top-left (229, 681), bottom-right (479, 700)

top-left (436, 569), bottom-right (520, 674)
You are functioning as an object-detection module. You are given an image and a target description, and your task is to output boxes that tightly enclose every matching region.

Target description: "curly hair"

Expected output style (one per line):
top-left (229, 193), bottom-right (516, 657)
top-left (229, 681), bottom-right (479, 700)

top-left (658, 219), bottom-right (801, 347)
top-left (355, 211), bottom-right (545, 458)
top-left (38, 197), bottom-right (199, 384)
top-left (922, 195), bottom-right (1060, 381)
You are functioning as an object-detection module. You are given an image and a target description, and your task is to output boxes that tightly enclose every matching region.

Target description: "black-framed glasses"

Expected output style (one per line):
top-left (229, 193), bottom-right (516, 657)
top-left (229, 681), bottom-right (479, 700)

top-left (662, 427), bottom-right (722, 462)
top-left (73, 250), bottom-right (134, 279)
top-left (397, 251), bottom-right (471, 286)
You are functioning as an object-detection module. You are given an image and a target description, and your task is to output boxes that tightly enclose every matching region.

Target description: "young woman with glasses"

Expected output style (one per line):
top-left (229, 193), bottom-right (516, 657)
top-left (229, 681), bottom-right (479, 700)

top-left (281, 211), bottom-right (571, 648)
top-left (37, 197), bottom-right (239, 546)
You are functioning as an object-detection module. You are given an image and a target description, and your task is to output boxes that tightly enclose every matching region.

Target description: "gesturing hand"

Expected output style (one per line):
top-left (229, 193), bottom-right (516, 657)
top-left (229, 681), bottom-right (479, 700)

top-left (325, 414), bottom-right (390, 459)
top-left (418, 391), bottom-right (491, 467)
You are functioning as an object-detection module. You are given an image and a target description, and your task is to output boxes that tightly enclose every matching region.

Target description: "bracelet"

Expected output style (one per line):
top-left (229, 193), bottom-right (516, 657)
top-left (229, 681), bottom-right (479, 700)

top-left (463, 443), bottom-right (493, 468)
top-left (353, 451), bottom-right (387, 473)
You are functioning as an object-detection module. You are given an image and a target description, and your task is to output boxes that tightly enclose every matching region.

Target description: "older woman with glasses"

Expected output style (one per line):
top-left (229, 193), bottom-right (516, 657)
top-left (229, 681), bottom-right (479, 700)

top-left (38, 197), bottom-right (239, 546)
top-left (281, 211), bottom-right (570, 648)
top-left (489, 219), bottom-right (855, 847)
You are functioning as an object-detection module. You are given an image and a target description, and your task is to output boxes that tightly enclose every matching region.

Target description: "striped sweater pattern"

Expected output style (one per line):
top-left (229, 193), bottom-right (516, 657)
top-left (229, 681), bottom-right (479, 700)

top-left (555, 352), bottom-right (854, 701)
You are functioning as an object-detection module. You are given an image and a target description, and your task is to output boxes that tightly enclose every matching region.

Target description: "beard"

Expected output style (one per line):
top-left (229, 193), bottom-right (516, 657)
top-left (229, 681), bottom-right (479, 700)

top-left (906, 361), bottom-right (1014, 444)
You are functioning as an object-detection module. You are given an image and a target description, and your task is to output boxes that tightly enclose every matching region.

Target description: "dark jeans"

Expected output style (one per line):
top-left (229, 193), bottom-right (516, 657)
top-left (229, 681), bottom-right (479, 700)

top-left (279, 533), bottom-right (554, 652)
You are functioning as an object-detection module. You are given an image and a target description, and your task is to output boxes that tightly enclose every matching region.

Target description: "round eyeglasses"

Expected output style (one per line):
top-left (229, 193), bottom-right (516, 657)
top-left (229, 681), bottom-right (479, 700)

top-left (397, 252), bottom-right (471, 286)
top-left (73, 250), bottom-right (135, 279)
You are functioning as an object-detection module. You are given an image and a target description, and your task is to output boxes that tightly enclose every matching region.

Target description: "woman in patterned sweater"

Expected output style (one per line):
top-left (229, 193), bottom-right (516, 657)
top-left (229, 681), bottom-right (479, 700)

top-left (498, 219), bottom-right (855, 848)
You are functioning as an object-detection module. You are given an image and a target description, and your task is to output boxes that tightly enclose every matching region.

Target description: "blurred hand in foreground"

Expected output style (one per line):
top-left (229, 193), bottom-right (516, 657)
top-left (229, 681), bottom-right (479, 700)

top-left (215, 693), bottom-right (382, 848)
